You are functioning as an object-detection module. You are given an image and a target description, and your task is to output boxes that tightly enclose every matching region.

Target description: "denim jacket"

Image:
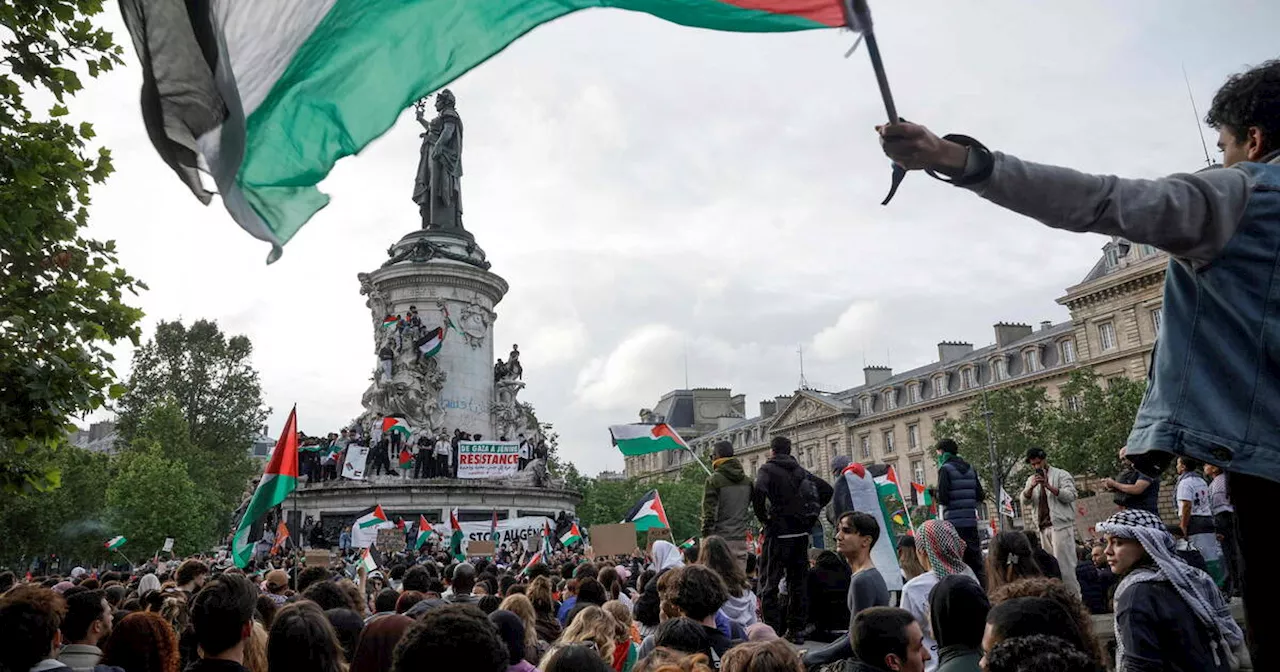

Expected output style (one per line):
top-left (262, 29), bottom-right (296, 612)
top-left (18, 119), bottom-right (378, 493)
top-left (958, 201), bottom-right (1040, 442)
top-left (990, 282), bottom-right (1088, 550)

top-left (962, 149), bottom-right (1280, 482)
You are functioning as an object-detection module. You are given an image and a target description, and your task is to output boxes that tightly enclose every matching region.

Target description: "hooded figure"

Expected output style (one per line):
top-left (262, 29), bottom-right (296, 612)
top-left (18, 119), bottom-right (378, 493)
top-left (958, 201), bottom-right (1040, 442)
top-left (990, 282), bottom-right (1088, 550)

top-left (930, 574), bottom-right (989, 672)
top-left (701, 442), bottom-right (754, 542)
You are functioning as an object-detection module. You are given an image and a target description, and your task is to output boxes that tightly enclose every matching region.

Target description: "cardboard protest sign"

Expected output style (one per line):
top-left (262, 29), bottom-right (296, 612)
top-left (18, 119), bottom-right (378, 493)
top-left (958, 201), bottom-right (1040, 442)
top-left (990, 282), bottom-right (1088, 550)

top-left (304, 550), bottom-right (331, 567)
top-left (376, 528), bottom-right (406, 552)
top-left (589, 523), bottom-right (638, 557)
top-left (646, 528), bottom-right (674, 551)
top-left (467, 540), bottom-right (496, 557)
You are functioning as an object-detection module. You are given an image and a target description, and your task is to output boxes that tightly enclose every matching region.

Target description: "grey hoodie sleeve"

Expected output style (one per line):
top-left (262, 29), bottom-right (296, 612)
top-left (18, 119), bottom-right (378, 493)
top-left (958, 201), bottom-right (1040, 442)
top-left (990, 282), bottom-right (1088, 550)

top-left (963, 152), bottom-right (1253, 265)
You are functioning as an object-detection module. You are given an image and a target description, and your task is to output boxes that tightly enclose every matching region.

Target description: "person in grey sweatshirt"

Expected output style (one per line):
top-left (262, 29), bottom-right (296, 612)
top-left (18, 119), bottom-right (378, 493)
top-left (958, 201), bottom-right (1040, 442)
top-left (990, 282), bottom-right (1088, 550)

top-left (802, 511), bottom-right (890, 669)
top-left (877, 58), bottom-right (1279, 669)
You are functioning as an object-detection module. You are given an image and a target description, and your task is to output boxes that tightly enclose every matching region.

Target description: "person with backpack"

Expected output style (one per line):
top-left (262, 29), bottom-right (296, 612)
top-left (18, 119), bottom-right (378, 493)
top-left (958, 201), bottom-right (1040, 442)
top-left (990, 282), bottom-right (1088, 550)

top-left (751, 436), bottom-right (834, 644)
top-left (933, 439), bottom-right (986, 587)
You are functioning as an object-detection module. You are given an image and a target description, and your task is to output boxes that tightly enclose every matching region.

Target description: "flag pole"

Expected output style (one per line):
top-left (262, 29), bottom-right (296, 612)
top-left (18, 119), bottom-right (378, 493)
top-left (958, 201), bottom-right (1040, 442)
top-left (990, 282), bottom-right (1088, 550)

top-left (843, 0), bottom-right (907, 205)
top-left (290, 404), bottom-right (299, 590)
top-left (113, 548), bottom-right (134, 568)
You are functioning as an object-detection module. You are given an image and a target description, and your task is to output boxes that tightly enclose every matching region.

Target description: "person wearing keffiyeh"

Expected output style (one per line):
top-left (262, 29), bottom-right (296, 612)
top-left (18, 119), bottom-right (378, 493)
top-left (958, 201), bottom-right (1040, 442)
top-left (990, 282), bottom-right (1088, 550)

top-left (1097, 509), bottom-right (1243, 672)
top-left (900, 520), bottom-right (979, 672)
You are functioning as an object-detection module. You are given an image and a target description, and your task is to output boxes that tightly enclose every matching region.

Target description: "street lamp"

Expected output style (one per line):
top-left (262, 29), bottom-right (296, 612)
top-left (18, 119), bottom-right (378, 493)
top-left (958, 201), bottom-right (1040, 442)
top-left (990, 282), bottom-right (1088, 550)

top-left (979, 374), bottom-right (1003, 533)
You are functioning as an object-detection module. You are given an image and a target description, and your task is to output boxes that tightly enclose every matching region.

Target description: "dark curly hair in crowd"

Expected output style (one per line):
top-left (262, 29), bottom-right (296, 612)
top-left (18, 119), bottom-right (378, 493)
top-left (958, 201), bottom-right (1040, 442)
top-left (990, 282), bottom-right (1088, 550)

top-left (269, 602), bottom-right (346, 672)
top-left (297, 566), bottom-right (332, 593)
top-left (393, 604), bottom-right (508, 672)
top-left (1206, 59), bottom-right (1280, 154)
top-left (101, 611), bottom-right (181, 672)
top-left (0, 585), bottom-right (67, 672)
top-left (984, 635), bottom-right (1097, 672)
top-left (302, 580), bottom-right (355, 611)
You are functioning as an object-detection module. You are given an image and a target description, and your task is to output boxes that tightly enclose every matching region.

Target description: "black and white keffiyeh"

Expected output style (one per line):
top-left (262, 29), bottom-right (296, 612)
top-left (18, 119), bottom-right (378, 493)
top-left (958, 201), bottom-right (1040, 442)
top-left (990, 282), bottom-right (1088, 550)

top-left (1097, 509), bottom-right (1243, 668)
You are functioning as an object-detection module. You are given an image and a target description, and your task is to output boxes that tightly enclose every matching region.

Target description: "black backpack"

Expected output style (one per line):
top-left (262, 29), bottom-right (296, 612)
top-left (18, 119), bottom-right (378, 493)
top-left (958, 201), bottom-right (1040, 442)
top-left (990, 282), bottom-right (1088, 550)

top-left (798, 472), bottom-right (822, 527)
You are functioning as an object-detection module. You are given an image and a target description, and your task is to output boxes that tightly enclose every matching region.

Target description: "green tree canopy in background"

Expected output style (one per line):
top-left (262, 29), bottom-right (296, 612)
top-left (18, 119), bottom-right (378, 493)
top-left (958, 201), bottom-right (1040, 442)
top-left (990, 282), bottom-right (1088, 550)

top-left (933, 386), bottom-right (1052, 508)
top-left (107, 439), bottom-right (210, 557)
top-left (0, 445), bottom-right (110, 566)
top-left (0, 0), bottom-right (144, 493)
top-left (1045, 370), bottom-right (1145, 478)
top-left (576, 462), bottom-right (728, 546)
top-left (116, 320), bottom-right (268, 521)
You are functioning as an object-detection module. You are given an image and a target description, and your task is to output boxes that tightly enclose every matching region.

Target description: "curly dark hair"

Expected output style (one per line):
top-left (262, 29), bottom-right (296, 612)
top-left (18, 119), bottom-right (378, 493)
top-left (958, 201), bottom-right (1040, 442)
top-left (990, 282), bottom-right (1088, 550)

top-left (1206, 59), bottom-right (1280, 153)
top-left (673, 565), bottom-right (728, 621)
top-left (101, 611), bottom-right (181, 672)
top-left (174, 559), bottom-right (209, 588)
top-left (989, 577), bottom-right (1104, 666)
top-left (392, 604), bottom-right (508, 672)
top-left (297, 566), bottom-right (332, 593)
top-left (985, 635), bottom-right (1097, 672)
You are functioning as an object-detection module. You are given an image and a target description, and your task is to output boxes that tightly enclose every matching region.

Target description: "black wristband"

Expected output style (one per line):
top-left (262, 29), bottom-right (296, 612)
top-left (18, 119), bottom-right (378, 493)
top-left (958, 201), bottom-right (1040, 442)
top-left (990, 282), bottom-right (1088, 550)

top-left (926, 134), bottom-right (994, 187)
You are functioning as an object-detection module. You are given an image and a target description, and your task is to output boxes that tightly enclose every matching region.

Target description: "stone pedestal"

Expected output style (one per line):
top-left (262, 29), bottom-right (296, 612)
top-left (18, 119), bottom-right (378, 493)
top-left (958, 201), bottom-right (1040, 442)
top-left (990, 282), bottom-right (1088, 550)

top-left (358, 229), bottom-right (509, 438)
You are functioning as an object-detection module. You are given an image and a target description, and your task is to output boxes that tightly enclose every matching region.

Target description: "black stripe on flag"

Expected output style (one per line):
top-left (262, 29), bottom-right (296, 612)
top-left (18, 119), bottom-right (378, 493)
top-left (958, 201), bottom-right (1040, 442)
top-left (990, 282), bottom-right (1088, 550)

top-left (118, 0), bottom-right (227, 201)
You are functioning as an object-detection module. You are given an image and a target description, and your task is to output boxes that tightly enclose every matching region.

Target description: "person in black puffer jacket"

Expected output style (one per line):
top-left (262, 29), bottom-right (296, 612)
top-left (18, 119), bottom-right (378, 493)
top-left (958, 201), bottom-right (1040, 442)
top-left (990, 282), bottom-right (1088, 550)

top-left (935, 439), bottom-right (987, 587)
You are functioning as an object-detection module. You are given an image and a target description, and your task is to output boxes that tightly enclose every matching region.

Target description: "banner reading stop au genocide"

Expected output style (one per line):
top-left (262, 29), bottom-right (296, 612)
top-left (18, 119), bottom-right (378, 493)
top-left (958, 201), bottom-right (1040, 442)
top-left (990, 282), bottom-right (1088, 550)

top-left (457, 441), bottom-right (520, 479)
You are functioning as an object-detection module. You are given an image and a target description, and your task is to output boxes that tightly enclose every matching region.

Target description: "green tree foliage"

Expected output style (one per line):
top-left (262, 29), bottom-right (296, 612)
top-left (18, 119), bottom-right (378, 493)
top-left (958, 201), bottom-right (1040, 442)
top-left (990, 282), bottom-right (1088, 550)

top-left (107, 439), bottom-right (210, 557)
top-left (933, 386), bottom-right (1052, 507)
top-left (577, 463), bottom-right (724, 545)
top-left (0, 0), bottom-right (144, 492)
top-left (0, 445), bottom-right (110, 566)
top-left (1045, 370), bottom-right (1146, 478)
top-left (116, 320), bottom-right (268, 533)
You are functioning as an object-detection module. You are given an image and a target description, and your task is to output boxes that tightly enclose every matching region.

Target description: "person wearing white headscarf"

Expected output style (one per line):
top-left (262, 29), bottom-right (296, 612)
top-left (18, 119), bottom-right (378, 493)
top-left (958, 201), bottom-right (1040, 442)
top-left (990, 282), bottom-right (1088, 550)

top-left (137, 573), bottom-right (162, 595)
top-left (633, 540), bottom-right (685, 634)
top-left (1098, 508), bottom-right (1243, 672)
top-left (651, 540), bottom-right (684, 573)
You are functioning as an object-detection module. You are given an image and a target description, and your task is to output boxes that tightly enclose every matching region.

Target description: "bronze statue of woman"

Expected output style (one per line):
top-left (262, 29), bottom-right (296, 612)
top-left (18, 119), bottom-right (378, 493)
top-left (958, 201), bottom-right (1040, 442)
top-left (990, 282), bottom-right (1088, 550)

top-left (412, 89), bottom-right (464, 231)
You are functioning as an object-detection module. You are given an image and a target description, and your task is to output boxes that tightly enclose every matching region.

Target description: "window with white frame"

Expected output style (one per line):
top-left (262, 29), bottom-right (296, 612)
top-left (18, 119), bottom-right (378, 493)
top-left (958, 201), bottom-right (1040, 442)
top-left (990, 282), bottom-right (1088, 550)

top-left (1023, 348), bottom-right (1041, 373)
top-left (1066, 395), bottom-right (1082, 412)
top-left (961, 367), bottom-right (976, 390)
top-left (883, 430), bottom-right (895, 454)
top-left (860, 434), bottom-right (871, 459)
top-left (908, 382), bottom-right (922, 404)
top-left (934, 373), bottom-right (947, 396)
top-left (1059, 339), bottom-right (1076, 364)
top-left (993, 357), bottom-right (1008, 381)
top-left (860, 396), bottom-right (873, 416)
top-left (1099, 322), bottom-right (1117, 351)
top-left (912, 459), bottom-right (925, 485)
top-left (1151, 307), bottom-right (1163, 334)
top-left (884, 388), bottom-right (897, 410)
top-left (907, 424), bottom-right (920, 450)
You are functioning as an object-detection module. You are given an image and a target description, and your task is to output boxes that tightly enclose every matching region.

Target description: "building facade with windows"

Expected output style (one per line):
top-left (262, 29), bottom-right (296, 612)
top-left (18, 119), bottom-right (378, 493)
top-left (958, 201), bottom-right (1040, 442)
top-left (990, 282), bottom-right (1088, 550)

top-left (629, 240), bottom-right (1167, 491)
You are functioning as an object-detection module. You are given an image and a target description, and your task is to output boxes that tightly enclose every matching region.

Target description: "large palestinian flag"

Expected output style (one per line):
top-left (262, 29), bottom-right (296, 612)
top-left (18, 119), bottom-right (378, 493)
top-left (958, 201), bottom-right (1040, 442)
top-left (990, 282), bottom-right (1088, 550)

top-left (840, 462), bottom-right (904, 591)
top-left (623, 490), bottom-right (670, 532)
top-left (610, 423), bottom-right (689, 456)
top-left (118, 1), bottom-right (847, 262)
top-left (232, 407), bottom-right (299, 568)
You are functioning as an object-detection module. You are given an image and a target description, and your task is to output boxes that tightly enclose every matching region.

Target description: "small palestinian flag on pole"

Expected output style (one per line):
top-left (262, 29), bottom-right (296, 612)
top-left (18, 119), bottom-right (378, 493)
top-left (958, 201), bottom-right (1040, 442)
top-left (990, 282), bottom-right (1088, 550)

top-left (415, 515), bottom-right (436, 550)
top-left (679, 537), bottom-right (696, 550)
top-left (449, 508), bottom-right (465, 562)
top-left (911, 482), bottom-right (937, 518)
top-left (875, 465), bottom-right (915, 534)
top-left (381, 315), bottom-right (399, 329)
top-left (359, 547), bottom-right (378, 572)
top-left (542, 521), bottom-right (554, 556)
top-left (105, 536), bottom-right (127, 551)
top-left (382, 417), bottom-right (412, 440)
top-left (232, 406), bottom-right (299, 568)
top-left (522, 550), bottom-right (545, 574)
top-left (609, 423), bottom-right (688, 456)
top-left (416, 327), bottom-right (445, 358)
top-left (398, 448), bottom-right (414, 471)
top-left (623, 490), bottom-right (670, 532)
top-left (559, 523), bottom-right (583, 547)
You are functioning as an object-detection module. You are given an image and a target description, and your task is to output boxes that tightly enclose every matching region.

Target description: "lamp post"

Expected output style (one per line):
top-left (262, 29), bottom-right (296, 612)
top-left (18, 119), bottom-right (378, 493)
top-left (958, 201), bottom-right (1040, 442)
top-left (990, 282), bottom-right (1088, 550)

top-left (980, 379), bottom-right (1003, 533)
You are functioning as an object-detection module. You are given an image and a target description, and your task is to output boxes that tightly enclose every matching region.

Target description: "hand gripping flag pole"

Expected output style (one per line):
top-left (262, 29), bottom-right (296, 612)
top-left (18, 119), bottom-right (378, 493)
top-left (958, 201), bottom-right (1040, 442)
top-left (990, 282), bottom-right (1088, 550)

top-left (843, 0), bottom-right (906, 205)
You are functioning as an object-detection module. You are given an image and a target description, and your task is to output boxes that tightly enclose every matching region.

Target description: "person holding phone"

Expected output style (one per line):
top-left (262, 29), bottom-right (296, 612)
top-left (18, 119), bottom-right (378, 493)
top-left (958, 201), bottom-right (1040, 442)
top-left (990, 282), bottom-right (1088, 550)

top-left (1020, 448), bottom-right (1080, 597)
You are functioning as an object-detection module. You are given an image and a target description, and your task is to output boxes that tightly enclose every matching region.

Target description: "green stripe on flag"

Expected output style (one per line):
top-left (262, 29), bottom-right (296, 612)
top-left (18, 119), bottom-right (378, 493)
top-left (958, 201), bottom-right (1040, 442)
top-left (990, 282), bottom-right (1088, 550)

top-left (231, 473), bottom-right (297, 568)
top-left (238, 0), bottom-right (831, 248)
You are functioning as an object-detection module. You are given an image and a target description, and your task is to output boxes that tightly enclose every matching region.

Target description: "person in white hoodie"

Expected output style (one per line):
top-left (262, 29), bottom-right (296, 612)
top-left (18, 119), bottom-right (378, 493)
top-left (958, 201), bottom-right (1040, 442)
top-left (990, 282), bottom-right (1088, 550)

top-left (698, 535), bottom-right (758, 630)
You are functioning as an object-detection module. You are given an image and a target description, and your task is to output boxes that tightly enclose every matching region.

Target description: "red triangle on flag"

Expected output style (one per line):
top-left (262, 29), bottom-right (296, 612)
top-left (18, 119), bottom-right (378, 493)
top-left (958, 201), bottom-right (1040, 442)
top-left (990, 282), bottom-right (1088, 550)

top-left (265, 407), bottom-right (299, 479)
top-left (651, 492), bottom-right (670, 527)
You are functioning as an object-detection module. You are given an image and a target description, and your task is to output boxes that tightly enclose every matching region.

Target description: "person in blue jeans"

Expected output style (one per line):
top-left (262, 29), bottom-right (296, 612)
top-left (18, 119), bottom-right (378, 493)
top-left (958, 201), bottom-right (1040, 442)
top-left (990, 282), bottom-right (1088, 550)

top-left (877, 59), bottom-right (1279, 668)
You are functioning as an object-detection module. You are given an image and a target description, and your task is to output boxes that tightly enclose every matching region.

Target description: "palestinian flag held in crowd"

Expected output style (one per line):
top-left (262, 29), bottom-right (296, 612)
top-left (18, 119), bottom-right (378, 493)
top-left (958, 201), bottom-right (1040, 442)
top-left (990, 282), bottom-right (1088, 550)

top-left (360, 547), bottom-right (378, 572)
top-left (415, 515), bottom-right (436, 550)
top-left (416, 327), bottom-right (445, 358)
top-left (381, 315), bottom-right (399, 329)
top-left (542, 521), bottom-right (554, 556)
top-left (679, 537), bottom-right (696, 550)
top-left (624, 490), bottom-right (670, 532)
top-left (105, 536), bottom-right (127, 551)
top-left (560, 523), bottom-right (583, 547)
top-left (911, 482), bottom-right (937, 518)
top-left (119, 0), bottom-right (847, 262)
top-left (351, 505), bottom-right (395, 548)
top-left (232, 406), bottom-right (299, 568)
top-left (449, 509), bottom-right (465, 562)
top-left (398, 448), bottom-right (414, 471)
top-left (609, 423), bottom-right (689, 456)
top-left (381, 419), bottom-right (412, 440)
top-left (522, 550), bottom-right (545, 574)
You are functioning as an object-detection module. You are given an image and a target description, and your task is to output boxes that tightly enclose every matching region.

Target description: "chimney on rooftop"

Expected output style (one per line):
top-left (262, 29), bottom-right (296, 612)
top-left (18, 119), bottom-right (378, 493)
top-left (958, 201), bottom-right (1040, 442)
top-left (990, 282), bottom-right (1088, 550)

top-left (993, 322), bottom-right (1033, 348)
top-left (937, 342), bottom-right (974, 363)
top-left (1040, 321), bottom-right (1053, 331)
top-left (863, 365), bottom-right (893, 387)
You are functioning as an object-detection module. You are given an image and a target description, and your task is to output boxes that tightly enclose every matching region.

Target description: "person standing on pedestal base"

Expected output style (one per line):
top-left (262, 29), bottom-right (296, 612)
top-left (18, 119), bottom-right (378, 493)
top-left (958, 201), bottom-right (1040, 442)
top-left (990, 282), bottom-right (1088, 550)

top-left (1021, 447), bottom-right (1079, 596)
top-left (934, 439), bottom-right (987, 588)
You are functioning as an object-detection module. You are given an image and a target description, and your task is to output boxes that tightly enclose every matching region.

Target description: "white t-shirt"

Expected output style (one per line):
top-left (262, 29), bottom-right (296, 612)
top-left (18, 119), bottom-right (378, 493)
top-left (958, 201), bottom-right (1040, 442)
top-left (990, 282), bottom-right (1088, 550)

top-left (435, 439), bottom-right (451, 457)
top-left (1175, 474), bottom-right (1212, 517)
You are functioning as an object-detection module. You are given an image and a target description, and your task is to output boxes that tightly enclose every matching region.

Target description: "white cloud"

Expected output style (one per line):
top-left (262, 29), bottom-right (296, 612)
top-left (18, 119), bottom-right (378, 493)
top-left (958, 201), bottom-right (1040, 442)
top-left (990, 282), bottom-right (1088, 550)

top-left (809, 301), bottom-right (882, 361)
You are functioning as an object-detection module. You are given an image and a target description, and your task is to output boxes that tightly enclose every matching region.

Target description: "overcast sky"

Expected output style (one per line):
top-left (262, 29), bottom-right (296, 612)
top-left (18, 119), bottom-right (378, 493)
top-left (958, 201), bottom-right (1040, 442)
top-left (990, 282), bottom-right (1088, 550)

top-left (76, 1), bottom-right (1278, 475)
